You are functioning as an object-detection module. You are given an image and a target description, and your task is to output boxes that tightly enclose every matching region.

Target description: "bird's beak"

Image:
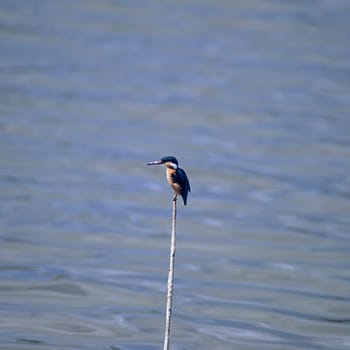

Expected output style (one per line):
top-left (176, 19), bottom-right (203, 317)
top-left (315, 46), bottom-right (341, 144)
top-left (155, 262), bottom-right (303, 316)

top-left (147, 159), bottom-right (163, 166)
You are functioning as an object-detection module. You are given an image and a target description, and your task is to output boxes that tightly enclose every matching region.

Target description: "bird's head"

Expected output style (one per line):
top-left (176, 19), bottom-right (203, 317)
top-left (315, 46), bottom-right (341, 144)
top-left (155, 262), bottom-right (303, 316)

top-left (147, 156), bottom-right (178, 169)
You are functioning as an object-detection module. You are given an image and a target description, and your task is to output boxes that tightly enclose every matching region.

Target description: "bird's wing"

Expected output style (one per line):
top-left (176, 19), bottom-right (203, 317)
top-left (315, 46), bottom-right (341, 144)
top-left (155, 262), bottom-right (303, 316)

top-left (178, 168), bottom-right (191, 192)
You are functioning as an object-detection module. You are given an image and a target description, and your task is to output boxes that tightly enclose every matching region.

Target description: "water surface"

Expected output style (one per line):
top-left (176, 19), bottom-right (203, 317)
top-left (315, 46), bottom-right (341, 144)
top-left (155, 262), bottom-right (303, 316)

top-left (1, 1), bottom-right (350, 349)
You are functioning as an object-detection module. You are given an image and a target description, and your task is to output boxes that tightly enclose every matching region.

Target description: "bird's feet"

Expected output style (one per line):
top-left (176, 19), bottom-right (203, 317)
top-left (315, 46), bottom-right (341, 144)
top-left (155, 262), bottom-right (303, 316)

top-left (172, 194), bottom-right (177, 202)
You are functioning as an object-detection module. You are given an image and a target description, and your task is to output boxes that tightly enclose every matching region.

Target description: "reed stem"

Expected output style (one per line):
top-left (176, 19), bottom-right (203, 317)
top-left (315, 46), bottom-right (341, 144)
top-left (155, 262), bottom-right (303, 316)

top-left (163, 196), bottom-right (177, 350)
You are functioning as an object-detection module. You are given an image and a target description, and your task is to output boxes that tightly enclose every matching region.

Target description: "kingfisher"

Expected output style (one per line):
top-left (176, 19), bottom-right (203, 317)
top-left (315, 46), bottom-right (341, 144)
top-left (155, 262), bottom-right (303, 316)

top-left (147, 156), bottom-right (191, 205)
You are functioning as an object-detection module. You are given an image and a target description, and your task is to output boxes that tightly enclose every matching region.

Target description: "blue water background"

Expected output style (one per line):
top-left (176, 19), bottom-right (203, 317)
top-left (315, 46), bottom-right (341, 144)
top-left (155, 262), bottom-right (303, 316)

top-left (1, 1), bottom-right (350, 349)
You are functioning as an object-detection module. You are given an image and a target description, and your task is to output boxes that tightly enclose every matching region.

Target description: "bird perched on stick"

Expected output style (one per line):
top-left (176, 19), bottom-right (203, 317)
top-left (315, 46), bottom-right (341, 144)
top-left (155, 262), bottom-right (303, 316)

top-left (147, 156), bottom-right (191, 205)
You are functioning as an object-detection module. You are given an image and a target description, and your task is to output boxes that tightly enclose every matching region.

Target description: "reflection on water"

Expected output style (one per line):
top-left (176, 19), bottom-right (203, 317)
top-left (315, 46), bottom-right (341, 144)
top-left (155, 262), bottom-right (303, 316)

top-left (1, 1), bottom-right (350, 349)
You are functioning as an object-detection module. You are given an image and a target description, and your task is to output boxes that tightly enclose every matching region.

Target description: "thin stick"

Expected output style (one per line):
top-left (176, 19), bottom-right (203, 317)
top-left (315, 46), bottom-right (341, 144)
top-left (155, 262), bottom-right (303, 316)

top-left (163, 196), bottom-right (177, 350)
